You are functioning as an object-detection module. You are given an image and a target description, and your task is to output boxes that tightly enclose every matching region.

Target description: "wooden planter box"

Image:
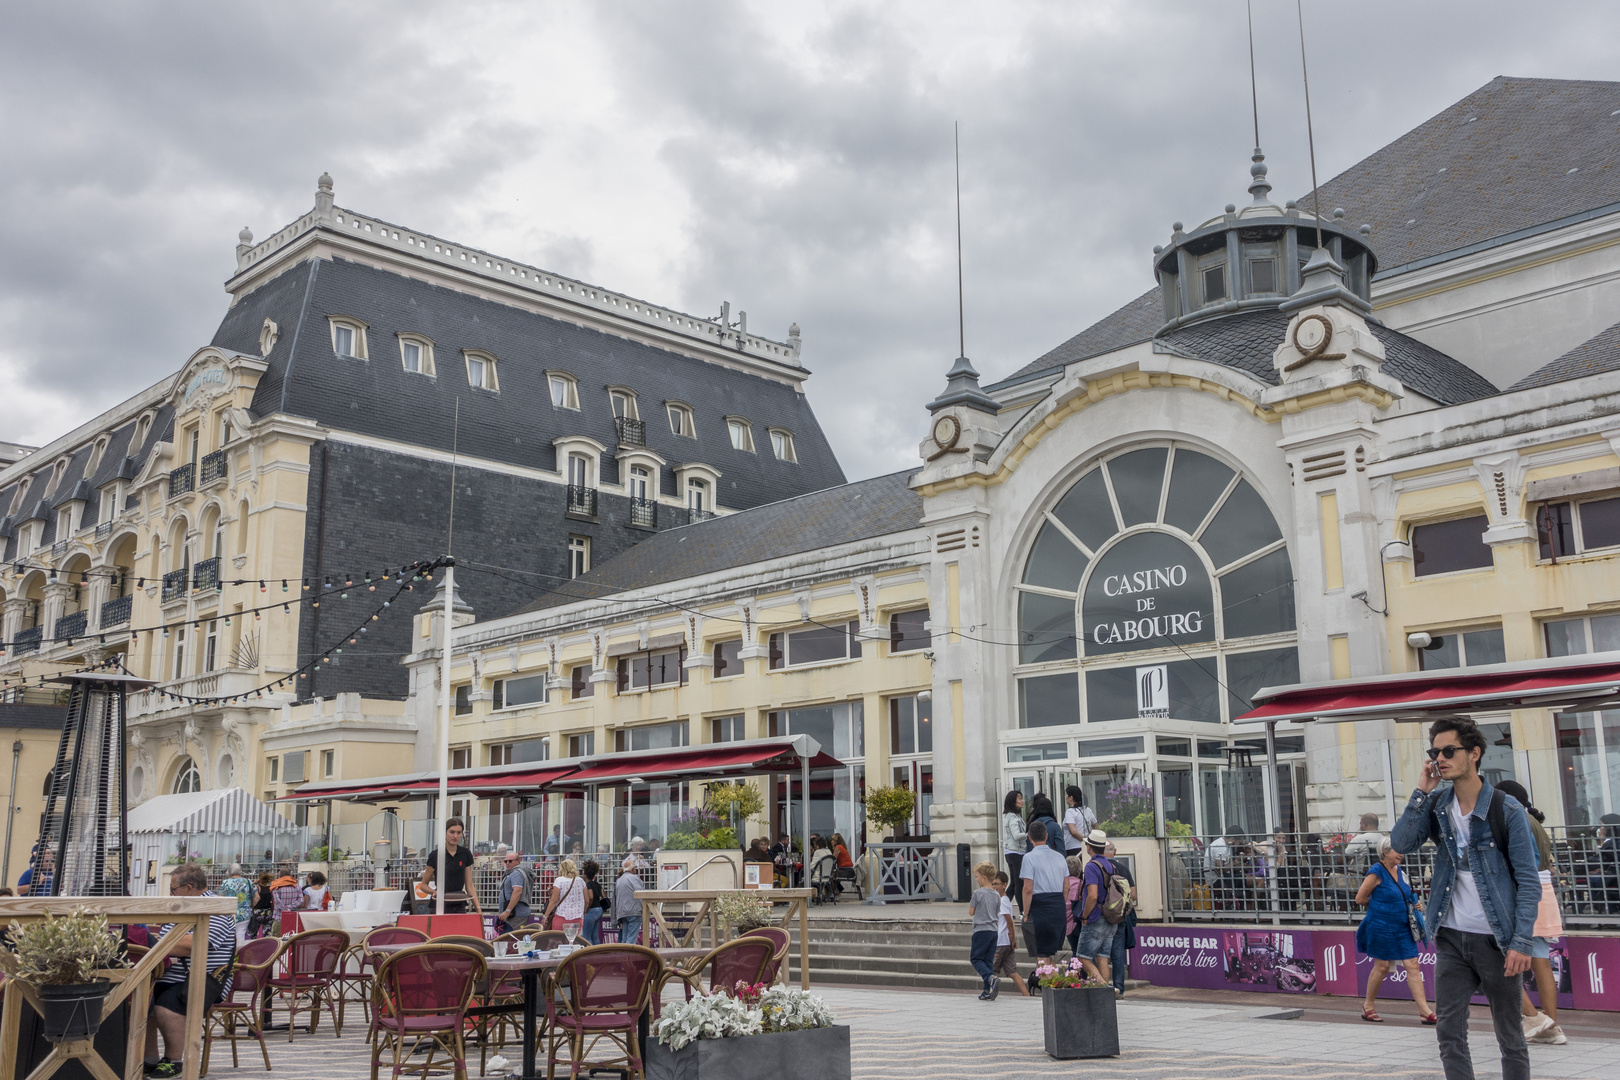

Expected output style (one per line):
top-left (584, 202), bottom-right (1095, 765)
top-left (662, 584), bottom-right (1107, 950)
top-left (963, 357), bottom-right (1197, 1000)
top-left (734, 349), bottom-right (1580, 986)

top-left (646, 1024), bottom-right (851, 1080)
top-left (1041, 986), bottom-right (1119, 1059)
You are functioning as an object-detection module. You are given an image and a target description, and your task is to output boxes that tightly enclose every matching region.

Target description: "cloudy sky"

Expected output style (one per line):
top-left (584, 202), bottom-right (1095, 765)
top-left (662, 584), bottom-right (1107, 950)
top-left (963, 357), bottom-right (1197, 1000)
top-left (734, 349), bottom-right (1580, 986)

top-left (3, 2), bottom-right (1617, 481)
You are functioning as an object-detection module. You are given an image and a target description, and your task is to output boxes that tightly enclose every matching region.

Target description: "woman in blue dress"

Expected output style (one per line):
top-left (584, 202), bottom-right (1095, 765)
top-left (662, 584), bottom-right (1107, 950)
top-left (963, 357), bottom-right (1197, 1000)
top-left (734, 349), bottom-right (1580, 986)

top-left (1355, 838), bottom-right (1435, 1024)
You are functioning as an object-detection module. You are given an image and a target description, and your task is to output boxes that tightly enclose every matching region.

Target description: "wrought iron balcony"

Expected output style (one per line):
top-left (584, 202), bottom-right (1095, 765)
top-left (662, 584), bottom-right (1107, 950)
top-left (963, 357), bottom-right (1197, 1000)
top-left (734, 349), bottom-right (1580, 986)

top-left (94, 520), bottom-right (113, 541)
top-left (615, 416), bottom-right (646, 447)
top-left (100, 594), bottom-right (132, 627)
top-left (161, 569), bottom-right (188, 604)
top-left (193, 556), bottom-right (221, 592)
top-left (629, 497), bottom-right (657, 528)
top-left (168, 462), bottom-right (195, 498)
top-left (688, 507), bottom-right (717, 524)
top-left (566, 485), bottom-right (598, 518)
top-left (15, 626), bottom-right (42, 655)
top-left (53, 611), bottom-right (86, 642)
top-left (50, 540), bottom-right (68, 558)
top-left (200, 449), bottom-right (228, 485)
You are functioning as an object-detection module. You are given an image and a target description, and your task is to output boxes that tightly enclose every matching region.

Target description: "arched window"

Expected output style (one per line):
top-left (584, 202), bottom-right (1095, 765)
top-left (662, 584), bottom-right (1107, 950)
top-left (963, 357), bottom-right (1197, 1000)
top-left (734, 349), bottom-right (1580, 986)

top-left (172, 757), bottom-right (201, 794)
top-left (1014, 443), bottom-right (1297, 729)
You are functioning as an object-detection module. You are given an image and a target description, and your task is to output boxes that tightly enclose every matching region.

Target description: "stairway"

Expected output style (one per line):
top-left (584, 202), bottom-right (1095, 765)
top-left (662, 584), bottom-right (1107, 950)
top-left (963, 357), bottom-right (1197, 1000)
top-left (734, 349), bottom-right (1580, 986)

top-left (791, 914), bottom-right (990, 991)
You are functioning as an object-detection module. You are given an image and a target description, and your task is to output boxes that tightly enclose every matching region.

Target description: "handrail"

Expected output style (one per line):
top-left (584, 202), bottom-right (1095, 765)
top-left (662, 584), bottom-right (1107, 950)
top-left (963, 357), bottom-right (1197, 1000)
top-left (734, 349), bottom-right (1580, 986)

top-left (665, 853), bottom-right (740, 891)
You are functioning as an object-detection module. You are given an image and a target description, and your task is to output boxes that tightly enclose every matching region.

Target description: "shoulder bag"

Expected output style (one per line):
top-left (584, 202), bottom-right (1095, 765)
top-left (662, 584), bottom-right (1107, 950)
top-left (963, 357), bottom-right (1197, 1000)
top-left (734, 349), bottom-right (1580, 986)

top-left (545, 876), bottom-right (579, 931)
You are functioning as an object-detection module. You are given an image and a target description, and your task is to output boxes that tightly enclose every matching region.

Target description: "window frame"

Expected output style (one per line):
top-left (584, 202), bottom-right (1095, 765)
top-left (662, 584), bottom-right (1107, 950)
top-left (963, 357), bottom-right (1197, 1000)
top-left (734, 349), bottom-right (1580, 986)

top-left (686, 478), bottom-right (709, 512)
top-left (888, 608), bottom-right (932, 654)
top-left (328, 317), bottom-right (369, 359)
top-left (667, 402), bottom-right (696, 438)
top-left (547, 371), bottom-right (580, 410)
top-left (710, 714), bottom-right (747, 743)
top-left (615, 646), bottom-right (689, 693)
top-left (608, 387), bottom-right (639, 420)
top-left (1537, 495), bottom-right (1620, 560)
top-left (397, 333), bottom-right (436, 377)
top-left (768, 620), bottom-right (864, 670)
top-left (768, 429), bottom-right (797, 462)
top-left (492, 671), bottom-right (550, 711)
top-left (725, 417), bottom-right (755, 453)
top-left (464, 350), bottom-right (500, 392)
top-left (1410, 514), bottom-right (1494, 578)
top-left (453, 683), bottom-right (473, 716)
top-left (570, 664), bottom-right (595, 700)
top-left (568, 534), bottom-right (590, 579)
top-left (711, 639), bottom-right (743, 678)
top-left (1415, 624), bottom-right (1506, 670)
top-left (321, 749), bottom-right (335, 778)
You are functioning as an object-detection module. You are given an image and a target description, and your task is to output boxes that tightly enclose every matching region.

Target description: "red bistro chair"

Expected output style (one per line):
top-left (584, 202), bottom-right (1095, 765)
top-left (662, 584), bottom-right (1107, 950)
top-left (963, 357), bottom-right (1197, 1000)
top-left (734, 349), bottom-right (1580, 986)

top-left (662, 937), bottom-right (776, 1004)
top-left (341, 925), bottom-right (430, 1031)
top-left (265, 928), bottom-right (351, 1041)
top-left (741, 926), bottom-right (792, 984)
top-left (202, 935), bottom-right (282, 1074)
top-left (370, 943), bottom-right (487, 1080)
top-left (545, 945), bottom-right (661, 1080)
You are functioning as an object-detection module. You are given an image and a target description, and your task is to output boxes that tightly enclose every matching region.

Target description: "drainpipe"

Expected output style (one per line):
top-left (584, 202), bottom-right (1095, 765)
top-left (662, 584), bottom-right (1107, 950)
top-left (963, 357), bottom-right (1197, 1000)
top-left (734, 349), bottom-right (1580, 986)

top-left (2, 741), bottom-right (19, 887)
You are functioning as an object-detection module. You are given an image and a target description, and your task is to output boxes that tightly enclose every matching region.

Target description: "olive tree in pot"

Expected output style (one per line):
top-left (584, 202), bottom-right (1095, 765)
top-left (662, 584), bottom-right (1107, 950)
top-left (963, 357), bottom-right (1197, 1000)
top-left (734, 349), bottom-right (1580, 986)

top-left (864, 786), bottom-right (916, 843)
top-left (0, 908), bottom-right (121, 1041)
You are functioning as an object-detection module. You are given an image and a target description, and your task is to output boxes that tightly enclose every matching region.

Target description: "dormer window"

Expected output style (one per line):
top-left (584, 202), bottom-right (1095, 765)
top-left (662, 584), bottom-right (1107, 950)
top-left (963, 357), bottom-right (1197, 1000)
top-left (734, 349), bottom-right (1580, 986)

top-left (87, 436), bottom-right (110, 473)
top-left (609, 388), bottom-right (638, 420)
top-left (1249, 257), bottom-right (1277, 295)
top-left (668, 403), bottom-right (695, 438)
top-left (1200, 263), bottom-right (1227, 306)
top-left (465, 350), bottom-right (499, 391)
top-left (548, 372), bottom-right (579, 409)
top-left (687, 478), bottom-right (709, 512)
top-left (132, 413), bottom-right (153, 450)
top-left (56, 505), bottom-right (77, 540)
top-left (44, 458), bottom-right (70, 497)
top-left (328, 317), bottom-right (368, 359)
top-left (399, 334), bottom-right (435, 376)
top-left (726, 417), bottom-right (755, 453)
top-left (769, 429), bottom-right (796, 462)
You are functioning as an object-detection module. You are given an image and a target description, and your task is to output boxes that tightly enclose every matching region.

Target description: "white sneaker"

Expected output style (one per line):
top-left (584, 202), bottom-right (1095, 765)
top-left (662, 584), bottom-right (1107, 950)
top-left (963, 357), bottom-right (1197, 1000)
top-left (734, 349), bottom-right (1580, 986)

top-left (1522, 1012), bottom-right (1554, 1040)
top-left (1530, 1023), bottom-right (1567, 1045)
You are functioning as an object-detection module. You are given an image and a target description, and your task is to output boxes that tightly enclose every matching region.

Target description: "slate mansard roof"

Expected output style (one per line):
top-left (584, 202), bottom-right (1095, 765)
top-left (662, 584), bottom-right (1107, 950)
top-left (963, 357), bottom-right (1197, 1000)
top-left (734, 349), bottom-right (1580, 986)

top-left (513, 470), bottom-right (925, 615)
top-left (992, 76), bottom-right (1620, 392)
top-left (214, 257), bottom-right (845, 508)
top-left (1511, 318), bottom-right (1620, 391)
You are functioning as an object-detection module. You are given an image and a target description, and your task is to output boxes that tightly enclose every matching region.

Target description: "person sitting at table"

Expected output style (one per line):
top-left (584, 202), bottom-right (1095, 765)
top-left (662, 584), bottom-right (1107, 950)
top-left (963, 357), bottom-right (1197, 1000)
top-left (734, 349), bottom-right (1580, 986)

top-left (143, 863), bottom-right (237, 1079)
top-left (831, 833), bottom-right (854, 894)
top-left (744, 838), bottom-right (774, 865)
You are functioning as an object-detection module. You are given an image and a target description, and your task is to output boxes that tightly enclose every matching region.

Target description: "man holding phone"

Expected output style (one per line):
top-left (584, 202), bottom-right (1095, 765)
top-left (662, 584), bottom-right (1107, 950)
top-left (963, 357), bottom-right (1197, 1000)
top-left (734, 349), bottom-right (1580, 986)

top-left (1391, 716), bottom-right (1539, 1080)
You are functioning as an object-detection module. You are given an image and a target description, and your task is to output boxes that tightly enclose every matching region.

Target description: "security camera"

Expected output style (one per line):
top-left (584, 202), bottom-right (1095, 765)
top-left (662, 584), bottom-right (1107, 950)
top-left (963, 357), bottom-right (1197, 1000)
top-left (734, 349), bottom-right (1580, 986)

top-left (1406, 632), bottom-right (1436, 650)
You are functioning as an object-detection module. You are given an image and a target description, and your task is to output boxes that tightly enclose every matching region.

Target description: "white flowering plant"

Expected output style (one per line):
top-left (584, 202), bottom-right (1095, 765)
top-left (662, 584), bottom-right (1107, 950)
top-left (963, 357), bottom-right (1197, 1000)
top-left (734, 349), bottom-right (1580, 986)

top-left (653, 983), bottom-right (835, 1050)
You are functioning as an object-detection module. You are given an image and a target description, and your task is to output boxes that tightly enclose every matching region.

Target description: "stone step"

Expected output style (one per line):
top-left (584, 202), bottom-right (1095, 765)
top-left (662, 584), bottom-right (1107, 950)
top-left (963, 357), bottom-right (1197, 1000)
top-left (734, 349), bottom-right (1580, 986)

top-left (801, 951), bottom-right (997, 977)
top-left (806, 926), bottom-right (977, 949)
top-left (790, 963), bottom-right (989, 992)
top-left (805, 939), bottom-right (974, 960)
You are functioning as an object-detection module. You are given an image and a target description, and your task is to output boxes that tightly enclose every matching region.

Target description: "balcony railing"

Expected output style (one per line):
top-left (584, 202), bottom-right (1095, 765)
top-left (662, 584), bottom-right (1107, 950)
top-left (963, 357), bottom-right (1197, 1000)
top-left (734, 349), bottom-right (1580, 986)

top-left (629, 497), bottom-right (657, 528)
top-left (200, 449), bottom-right (228, 485)
top-left (566, 485), bottom-right (598, 518)
top-left (614, 416), bottom-right (646, 447)
top-left (14, 627), bottom-right (42, 655)
top-left (53, 611), bottom-right (86, 642)
top-left (193, 556), bottom-right (221, 592)
top-left (688, 507), bottom-right (717, 524)
top-left (161, 569), bottom-right (188, 604)
top-left (169, 462), bottom-right (195, 498)
top-left (50, 540), bottom-right (68, 558)
top-left (100, 594), bottom-right (132, 628)
top-left (94, 520), bottom-right (113, 541)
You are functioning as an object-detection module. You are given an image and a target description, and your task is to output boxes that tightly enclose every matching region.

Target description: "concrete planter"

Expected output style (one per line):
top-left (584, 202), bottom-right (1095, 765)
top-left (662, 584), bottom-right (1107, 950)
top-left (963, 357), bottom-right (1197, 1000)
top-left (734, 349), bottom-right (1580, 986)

top-left (1041, 986), bottom-right (1119, 1059)
top-left (646, 1024), bottom-right (851, 1080)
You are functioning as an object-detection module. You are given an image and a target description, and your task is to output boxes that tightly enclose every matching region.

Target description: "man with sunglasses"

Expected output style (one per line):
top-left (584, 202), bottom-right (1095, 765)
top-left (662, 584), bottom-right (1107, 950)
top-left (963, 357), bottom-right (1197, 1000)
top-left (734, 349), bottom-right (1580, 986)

top-left (1391, 716), bottom-right (1540, 1080)
top-left (495, 851), bottom-right (531, 935)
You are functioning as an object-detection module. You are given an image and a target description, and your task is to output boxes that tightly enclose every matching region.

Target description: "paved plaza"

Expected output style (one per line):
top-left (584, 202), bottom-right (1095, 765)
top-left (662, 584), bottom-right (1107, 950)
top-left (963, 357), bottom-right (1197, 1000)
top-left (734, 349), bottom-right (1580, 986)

top-left (244, 982), bottom-right (1620, 1080)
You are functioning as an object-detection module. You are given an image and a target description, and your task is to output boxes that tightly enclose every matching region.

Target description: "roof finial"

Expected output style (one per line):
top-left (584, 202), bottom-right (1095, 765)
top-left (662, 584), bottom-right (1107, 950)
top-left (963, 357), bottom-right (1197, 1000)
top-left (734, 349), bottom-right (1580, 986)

top-left (1249, 146), bottom-right (1272, 204)
top-left (314, 172), bottom-right (335, 221)
top-left (318, 172), bottom-right (333, 193)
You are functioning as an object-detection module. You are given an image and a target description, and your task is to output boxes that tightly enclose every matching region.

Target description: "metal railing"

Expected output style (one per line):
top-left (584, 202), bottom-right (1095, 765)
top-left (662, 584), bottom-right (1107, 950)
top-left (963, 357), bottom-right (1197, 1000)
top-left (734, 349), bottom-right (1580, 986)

top-left (687, 507), bottom-right (716, 524)
top-left (629, 497), bottom-right (656, 528)
top-left (614, 416), bottom-right (646, 447)
top-left (1162, 828), bottom-right (1618, 929)
top-left (168, 462), bottom-right (195, 498)
top-left (862, 842), bottom-right (951, 904)
top-left (15, 626), bottom-right (42, 655)
top-left (324, 851), bottom-right (660, 913)
top-left (100, 594), bottom-right (132, 627)
top-left (200, 449), bottom-right (227, 485)
top-left (50, 540), bottom-right (68, 559)
top-left (53, 610), bottom-right (86, 641)
top-left (193, 556), bottom-right (221, 592)
top-left (94, 521), bottom-right (113, 541)
top-left (161, 569), bottom-right (188, 604)
top-left (566, 485), bottom-right (597, 518)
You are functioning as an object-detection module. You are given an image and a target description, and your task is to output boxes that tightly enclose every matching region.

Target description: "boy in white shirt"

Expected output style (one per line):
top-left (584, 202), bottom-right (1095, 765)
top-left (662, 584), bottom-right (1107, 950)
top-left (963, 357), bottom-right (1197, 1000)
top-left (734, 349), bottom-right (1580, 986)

top-left (991, 871), bottom-right (1030, 996)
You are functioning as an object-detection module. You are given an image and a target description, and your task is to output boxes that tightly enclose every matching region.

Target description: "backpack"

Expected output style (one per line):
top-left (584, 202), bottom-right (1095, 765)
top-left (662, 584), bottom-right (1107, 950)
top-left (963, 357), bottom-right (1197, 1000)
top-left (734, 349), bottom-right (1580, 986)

top-left (1097, 859), bottom-right (1134, 925)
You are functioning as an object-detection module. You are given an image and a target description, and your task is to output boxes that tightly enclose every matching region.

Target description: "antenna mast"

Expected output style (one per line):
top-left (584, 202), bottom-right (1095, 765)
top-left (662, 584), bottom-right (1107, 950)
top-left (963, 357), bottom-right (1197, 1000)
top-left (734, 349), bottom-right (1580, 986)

top-left (1296, 0), bottom-right (1324, 249)
top-left (1246, 0), bottom-right (1261, 148)
top-left (954, 121), bottom-right (966, 360)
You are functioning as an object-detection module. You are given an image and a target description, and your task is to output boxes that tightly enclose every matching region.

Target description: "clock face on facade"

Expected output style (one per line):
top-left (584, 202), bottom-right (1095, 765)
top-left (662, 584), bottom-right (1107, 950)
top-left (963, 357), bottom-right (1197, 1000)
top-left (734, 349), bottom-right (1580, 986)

top-left (932, 414), bottom-right (960, 451)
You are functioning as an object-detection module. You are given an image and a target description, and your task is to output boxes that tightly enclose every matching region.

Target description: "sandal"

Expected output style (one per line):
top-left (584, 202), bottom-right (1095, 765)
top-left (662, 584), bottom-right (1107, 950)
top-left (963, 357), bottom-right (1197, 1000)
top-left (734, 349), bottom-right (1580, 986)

top-left (1421, 1012), bottom-right (1438, 1025)
top-left (1361, 1008), bottom-right (1383, 1023)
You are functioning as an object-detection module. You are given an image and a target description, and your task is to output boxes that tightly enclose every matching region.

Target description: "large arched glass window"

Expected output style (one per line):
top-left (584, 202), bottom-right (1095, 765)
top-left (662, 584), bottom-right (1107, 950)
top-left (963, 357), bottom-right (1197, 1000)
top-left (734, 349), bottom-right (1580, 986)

top-left (1015, 443), bottom-right (1298, 728)
top-left (172, 756), bottom-right (201, 794)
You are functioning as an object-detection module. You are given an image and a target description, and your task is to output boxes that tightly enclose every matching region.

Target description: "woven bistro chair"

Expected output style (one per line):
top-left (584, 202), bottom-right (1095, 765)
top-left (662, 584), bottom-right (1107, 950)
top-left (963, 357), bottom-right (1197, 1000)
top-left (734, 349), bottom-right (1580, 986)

top-left (265, 928), bottom-right (350, 1040)
top-left (740, 926), bottom-right (792, 984)
top-left (340, 925), bottom-right (430, 1031)
top-left (659, 936), bottom-right (776, 1004)
top-left (545, 945), bottom-right (660, 1080)
top-left (370, 943), bottom-right (487, 1080)
top-left (202, 935), bottom-right (282, 1075)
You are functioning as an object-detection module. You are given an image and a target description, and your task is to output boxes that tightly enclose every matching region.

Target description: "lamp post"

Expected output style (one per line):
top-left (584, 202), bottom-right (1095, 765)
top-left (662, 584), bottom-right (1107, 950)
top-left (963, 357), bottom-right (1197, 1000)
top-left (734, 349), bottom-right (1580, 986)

top-left (2, 740), bottom-right (20, 888)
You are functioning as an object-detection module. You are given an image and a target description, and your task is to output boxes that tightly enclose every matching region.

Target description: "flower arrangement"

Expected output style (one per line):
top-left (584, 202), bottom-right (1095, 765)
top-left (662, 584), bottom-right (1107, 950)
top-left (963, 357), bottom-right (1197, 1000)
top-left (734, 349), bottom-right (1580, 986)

top-left (0, 908), bottom-right (121, 986)
top-left (654, 984), bottom-right (834, 1050)
top-left (1031, 957), bottom-right (1109, 991)
top-left (665, 807), bottom-right (739, 851)
top-left (716, 890), bottom-right (776, 931)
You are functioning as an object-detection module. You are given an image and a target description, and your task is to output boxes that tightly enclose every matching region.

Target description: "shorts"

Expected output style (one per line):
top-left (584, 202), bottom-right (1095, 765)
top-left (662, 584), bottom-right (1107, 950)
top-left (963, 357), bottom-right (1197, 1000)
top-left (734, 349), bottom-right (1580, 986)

top-left (1075, 918), bottom-right (1117, 960)
top-left (1530, 937), bottom-right (1551, 960)
top-left (152, 975), bottom-right (225, 1015)
top-left (993, 944), bottom-right (1018, 976)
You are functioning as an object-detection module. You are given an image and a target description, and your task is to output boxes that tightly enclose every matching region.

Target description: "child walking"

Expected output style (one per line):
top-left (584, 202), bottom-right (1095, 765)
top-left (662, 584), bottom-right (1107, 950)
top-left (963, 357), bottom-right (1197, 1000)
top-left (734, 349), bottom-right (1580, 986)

top-left (969, 862), bottom-right (1001, 1000)
top-left (993, 871), bottom-right (1030, 996)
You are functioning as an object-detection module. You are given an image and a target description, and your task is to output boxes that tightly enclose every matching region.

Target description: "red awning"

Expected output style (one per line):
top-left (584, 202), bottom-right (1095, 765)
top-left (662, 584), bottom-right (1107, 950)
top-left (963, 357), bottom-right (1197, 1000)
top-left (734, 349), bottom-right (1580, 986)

top-left (1234, 651), bottom-right (1620, 725)
top-left (282, 763), bottom-right (580, 804)
top-left (557, 738), bottom-right (842, 787)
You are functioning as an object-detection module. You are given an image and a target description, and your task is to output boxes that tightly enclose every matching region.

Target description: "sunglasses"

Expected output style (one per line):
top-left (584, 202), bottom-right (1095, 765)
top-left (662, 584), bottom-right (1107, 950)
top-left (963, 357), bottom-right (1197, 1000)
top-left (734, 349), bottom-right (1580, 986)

top-left (1425, 745), bottom-right (1468, 761)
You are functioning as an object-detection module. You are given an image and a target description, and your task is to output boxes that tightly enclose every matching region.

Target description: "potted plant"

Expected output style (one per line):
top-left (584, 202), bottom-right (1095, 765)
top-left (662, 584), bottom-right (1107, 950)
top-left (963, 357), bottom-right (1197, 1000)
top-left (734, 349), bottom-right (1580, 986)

top-left (864, 785), bottom-right (916, 842)
top-left (715, 891), bottom-right (775, 935)
top-left (0, 908), bottom-right (121, 1042)
top-left (1034, 957), bottom-right (1118, 1059)
top-left (647, 983), bottom-right (849, 1080)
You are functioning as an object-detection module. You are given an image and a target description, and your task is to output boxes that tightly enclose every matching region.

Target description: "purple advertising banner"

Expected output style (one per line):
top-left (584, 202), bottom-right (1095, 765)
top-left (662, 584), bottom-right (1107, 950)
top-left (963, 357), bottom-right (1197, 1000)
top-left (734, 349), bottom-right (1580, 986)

top-left (1132, 929), bottom-right (1316, 995)
top-left (1569, 936), bottom-right (1620, 1012)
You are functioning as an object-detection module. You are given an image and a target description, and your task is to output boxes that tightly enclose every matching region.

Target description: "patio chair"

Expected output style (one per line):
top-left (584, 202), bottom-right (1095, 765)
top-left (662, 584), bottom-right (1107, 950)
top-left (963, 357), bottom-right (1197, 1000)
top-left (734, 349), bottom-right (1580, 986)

top-left (202, 935), bottom-right (282, 1075)
top-left (660, 936), bottom-right (776, 1005)
top-left (341, 925), bottom-right (429, 1031)
top-left (370, 944), bottom-right (486, 1080)
top-left (740, 926), bottom-right (791, 984)
top-left (545, 945), bottom-right (660, 1080)
top-left (265, 928), bottom-right (350, 1041)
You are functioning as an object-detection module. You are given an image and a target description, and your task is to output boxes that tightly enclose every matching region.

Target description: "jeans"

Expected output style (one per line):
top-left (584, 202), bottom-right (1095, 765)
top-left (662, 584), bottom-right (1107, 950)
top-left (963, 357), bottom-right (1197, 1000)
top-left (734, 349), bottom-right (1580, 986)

top-left (618, 915), bottom-right (641, 946)
top-left (1434, 927), bottom-right (1528, 1080)
top-left (582, 907), bottom-right (602, 944)
top-left (1110, 920), bottom-right (1129, 993)
top-left (970, 930), bottom-right (997, 987)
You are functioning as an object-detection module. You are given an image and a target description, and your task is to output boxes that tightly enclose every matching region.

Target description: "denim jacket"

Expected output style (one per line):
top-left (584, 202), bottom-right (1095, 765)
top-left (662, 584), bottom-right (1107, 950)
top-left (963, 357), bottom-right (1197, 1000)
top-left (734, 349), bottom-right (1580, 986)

top-left (1389, 778), bottom-right (1541, 955)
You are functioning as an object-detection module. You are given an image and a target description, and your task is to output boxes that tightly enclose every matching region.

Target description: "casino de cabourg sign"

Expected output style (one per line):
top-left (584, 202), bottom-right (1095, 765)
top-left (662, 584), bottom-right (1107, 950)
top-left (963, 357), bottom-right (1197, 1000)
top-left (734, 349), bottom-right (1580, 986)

top-left (1082, 532), bottom-right (1214, 656)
